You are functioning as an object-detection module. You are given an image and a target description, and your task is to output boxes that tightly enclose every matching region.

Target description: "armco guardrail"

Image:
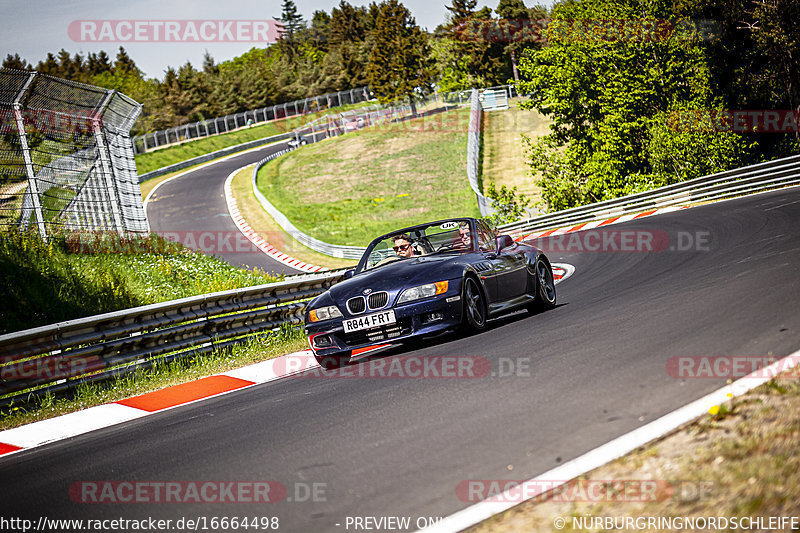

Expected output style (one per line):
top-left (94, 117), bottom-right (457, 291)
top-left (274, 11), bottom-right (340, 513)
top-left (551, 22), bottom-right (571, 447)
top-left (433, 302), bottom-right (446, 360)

top-left (498, 154), bottom-right (800, 237)
top-left (137, 132), bottom-right (293, 183)
top-left (468, 88), bottom-right (495, 216)
top-left (249, 101), bottom-right (426, 260)
top-left (0, 270), bottom-right (346, 408)
top-left (252, 150), bottom-right (800, 258)
top-left (251, 150), bottom-right (366, 260)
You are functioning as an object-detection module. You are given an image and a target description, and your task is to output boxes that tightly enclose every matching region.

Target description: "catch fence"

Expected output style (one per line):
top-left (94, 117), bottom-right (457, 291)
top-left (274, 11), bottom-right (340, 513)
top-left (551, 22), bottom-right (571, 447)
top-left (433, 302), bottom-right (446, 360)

top-left (0, 69), bottom-right (147, 238)
top-left (132, 87), bottom-right (372, 154)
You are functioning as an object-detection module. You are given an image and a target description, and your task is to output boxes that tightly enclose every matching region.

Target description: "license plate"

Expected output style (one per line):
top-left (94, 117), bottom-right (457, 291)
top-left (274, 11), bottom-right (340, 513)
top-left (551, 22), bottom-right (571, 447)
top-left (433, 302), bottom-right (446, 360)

top-left (343, 310), bottom-right (396, 333)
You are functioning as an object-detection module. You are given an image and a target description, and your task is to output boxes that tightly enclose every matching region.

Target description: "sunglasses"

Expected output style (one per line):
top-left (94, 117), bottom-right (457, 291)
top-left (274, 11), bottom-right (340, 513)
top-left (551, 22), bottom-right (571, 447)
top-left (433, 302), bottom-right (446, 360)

top-left (393, 244), bottom-right (411, 252)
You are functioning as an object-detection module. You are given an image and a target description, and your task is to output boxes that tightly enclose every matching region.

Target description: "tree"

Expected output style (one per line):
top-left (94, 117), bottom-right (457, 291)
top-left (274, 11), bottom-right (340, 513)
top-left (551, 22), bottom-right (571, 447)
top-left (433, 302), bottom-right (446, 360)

top-left (113, 47), bottom-right (140, 76)
top-left (3, 54), bottom-right (29, 70)
top-left (692, 0), bottom-right (800, 148)
top-left (86, 51), bottom-right (112, 76)
top-left (277, 0), bottom-right (305, 45)
top-left (311, 10), bottom-right (331, 50)
top-left (365, 0), bottom-right (434, 114)
top-left (433, 0), bottom-right (507, 90)
top-left (35, 53), bottom-right (59, 76)
top-left (485, 180), bottom-right (531, 224)
top-left (495, 0), bottom-right (545, 84)
top-left (518, 0), bottom-right (751, 210)
top-left (329, 1), bottom-right (368, 44)
top-left (446, 0), bottom-right (478, 26)
top-left (202, 51), bottom-right (218, 76)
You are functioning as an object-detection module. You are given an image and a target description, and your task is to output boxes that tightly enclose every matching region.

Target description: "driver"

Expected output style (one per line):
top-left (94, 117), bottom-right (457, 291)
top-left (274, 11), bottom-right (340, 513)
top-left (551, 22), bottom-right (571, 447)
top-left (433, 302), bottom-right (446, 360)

top-left (392, 234), bottom-right (418, 258)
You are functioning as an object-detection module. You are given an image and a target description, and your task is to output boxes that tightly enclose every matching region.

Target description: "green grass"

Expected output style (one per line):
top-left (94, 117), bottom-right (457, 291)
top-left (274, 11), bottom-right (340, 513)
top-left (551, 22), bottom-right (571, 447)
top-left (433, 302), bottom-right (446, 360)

top-left (134, 101), bottom-right (379, 174)
top-left (0, 230), bottom-right (303, 429)
top-left (481, 97), bottom-right (552, 207)
top-left (255, 108), bottom-right (481, 246)
top-left (0, 230), bottom-right (280, 334)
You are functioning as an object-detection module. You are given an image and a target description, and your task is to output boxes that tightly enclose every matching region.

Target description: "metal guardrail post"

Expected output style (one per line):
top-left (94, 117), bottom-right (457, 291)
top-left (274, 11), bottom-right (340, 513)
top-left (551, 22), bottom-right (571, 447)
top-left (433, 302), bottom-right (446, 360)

top-left (12, 71), bottom-right (47, 239)
top-left (92, 90), bottom-right (126, 235)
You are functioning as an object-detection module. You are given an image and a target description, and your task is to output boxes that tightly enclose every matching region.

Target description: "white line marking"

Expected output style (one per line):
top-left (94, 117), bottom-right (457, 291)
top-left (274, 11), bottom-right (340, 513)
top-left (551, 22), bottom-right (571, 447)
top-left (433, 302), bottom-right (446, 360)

top-left (0, 403), bottom-right (149, 449)
top-left (222, 166), bottom-right (326, 272)
top-left (415, 347), bottom-right (800, 532)
top-left (551, 263), bottom-right (575, 284)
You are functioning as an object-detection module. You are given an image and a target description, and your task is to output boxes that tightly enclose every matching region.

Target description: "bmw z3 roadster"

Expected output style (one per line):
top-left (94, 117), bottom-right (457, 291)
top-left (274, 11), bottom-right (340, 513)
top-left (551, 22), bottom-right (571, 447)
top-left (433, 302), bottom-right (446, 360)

top-left (304, 217), bottom-right (556, 369)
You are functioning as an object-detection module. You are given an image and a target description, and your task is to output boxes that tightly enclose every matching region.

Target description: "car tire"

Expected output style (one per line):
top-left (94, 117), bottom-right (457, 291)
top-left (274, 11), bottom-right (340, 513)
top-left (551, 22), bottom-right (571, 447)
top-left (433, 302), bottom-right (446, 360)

top-left (314, 352), bottom-right (351, 370)
top-left (461, 276), bottom-right (487, 332)
top-left (529, 256), bottom-right (557, 313)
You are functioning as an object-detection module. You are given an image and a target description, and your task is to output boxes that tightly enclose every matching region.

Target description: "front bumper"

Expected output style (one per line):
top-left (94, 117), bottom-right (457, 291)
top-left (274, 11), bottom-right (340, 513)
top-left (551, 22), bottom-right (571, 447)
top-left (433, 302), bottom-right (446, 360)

top-left (305, 289), bottom-right (463, 357)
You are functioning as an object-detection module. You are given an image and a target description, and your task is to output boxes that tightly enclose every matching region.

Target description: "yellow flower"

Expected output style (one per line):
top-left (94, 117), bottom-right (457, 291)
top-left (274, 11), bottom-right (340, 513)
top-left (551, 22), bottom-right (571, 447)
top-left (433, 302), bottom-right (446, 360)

top-left (708, 405), bottom-right (720, 416)
top-left (397, 193), bottom-right (409, 197)
top-left (373, 197), bottom-right (384, 202)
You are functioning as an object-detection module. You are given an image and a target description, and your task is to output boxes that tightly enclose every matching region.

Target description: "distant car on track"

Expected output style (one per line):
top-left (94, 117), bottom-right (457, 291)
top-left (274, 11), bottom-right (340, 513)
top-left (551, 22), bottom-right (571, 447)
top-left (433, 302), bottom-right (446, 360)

top-left (304, 217), bottom-right (557, 369)
top-left (287, 135), bottom-right (308, 148)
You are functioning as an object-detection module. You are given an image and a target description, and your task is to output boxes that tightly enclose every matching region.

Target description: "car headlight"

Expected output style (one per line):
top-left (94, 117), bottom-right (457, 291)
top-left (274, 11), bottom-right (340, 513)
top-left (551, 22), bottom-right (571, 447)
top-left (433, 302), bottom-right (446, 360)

top-left (397, 281), bottom-right (449, 304)
top-left (308, 305), bottom-right (343, 322)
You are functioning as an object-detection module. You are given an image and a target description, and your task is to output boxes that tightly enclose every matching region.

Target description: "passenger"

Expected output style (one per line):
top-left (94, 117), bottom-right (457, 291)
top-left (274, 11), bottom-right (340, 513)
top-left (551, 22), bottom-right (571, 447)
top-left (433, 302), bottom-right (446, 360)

top-left (454, 222), bottom-right (472, 250)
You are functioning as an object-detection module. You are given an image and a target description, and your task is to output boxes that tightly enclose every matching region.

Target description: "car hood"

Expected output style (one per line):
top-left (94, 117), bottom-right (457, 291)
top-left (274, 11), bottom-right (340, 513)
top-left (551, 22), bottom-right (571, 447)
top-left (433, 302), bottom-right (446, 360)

top-left (328, 254), bottom-right (468, 304)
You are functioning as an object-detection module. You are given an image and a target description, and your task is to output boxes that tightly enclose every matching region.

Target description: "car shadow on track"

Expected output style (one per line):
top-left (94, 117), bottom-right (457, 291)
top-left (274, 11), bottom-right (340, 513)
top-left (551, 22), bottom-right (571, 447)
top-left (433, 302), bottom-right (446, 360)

top-left (343, 302), bottom-right (568, 368)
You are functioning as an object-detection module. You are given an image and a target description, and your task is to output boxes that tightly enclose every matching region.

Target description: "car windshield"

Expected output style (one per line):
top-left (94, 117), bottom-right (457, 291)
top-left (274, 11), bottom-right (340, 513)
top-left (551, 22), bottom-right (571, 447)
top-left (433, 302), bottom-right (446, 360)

top-left (359, 219), bottom-right (474, 272)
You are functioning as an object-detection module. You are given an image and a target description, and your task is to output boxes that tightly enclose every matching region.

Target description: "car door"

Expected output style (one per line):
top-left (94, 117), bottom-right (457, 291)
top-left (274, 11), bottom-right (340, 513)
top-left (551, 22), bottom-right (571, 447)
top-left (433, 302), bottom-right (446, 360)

top-left (479, 221), bottom-right (528, 301)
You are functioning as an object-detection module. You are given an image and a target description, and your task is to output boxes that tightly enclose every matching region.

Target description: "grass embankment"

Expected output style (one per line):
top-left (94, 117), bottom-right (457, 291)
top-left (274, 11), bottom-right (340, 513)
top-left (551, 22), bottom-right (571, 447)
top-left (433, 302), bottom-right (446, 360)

top-left (0, 230), bottom-right (279, 334)
top-left (230, 165), bottom-right (355, 270)
top-left (255, 107), bottom-right (480, 246)
top-left (469, 371), bottom-right (800, 532)
top-left (134, 101), bottom-right (379, 175)
top-left (0, 229), bottom-right (308, 430)
top-left (481, 98), bottom-right (552, 207)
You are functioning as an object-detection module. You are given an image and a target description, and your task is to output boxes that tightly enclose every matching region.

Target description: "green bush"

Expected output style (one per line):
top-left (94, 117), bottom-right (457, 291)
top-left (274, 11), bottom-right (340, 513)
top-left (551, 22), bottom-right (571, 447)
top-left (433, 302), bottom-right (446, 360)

top-left (0, 230), bottom-right (279, 334)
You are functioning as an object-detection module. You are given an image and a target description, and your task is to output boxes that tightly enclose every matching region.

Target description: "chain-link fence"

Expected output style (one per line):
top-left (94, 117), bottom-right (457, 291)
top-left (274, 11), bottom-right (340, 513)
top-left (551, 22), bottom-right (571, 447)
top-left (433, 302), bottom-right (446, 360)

top-left (132, 86), bottom-right (372, 155)
top-left (0, 69), bottom-right (147, 239)
top-left (290, 103), bottom-right (414, 143)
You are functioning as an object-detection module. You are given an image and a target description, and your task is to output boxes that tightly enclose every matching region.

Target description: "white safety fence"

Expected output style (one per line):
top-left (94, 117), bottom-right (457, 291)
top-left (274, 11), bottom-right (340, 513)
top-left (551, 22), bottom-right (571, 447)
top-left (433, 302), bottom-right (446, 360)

top-left (132, 87), bottom-right (372, 155)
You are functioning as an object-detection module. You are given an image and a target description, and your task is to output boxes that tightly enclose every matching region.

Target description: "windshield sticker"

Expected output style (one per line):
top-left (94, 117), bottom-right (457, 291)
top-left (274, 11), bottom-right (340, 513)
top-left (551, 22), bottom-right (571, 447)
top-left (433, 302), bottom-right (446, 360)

top-left (440, 221), bottom-right (459, 230)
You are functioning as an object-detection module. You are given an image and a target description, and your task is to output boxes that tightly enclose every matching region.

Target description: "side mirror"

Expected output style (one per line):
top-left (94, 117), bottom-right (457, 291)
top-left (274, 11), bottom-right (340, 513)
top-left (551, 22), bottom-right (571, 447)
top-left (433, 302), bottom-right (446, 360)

top-left (495, 234), bottom-right (514, 253)
top-left (343, 269), bottom-right (355, 280)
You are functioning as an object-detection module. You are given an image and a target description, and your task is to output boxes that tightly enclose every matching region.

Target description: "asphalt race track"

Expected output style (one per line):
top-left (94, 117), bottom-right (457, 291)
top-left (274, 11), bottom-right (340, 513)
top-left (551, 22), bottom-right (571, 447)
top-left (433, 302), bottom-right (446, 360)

top-left (145, 142), bottom-right (304, 275)
top-left (2, 187), bottom-right (799, 532)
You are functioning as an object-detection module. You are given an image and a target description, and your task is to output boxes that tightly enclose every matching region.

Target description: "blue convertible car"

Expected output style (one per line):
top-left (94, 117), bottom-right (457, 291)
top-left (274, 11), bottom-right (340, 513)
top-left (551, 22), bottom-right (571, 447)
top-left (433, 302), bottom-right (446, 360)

top-left (304, 217), bottom-right (557, 369)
